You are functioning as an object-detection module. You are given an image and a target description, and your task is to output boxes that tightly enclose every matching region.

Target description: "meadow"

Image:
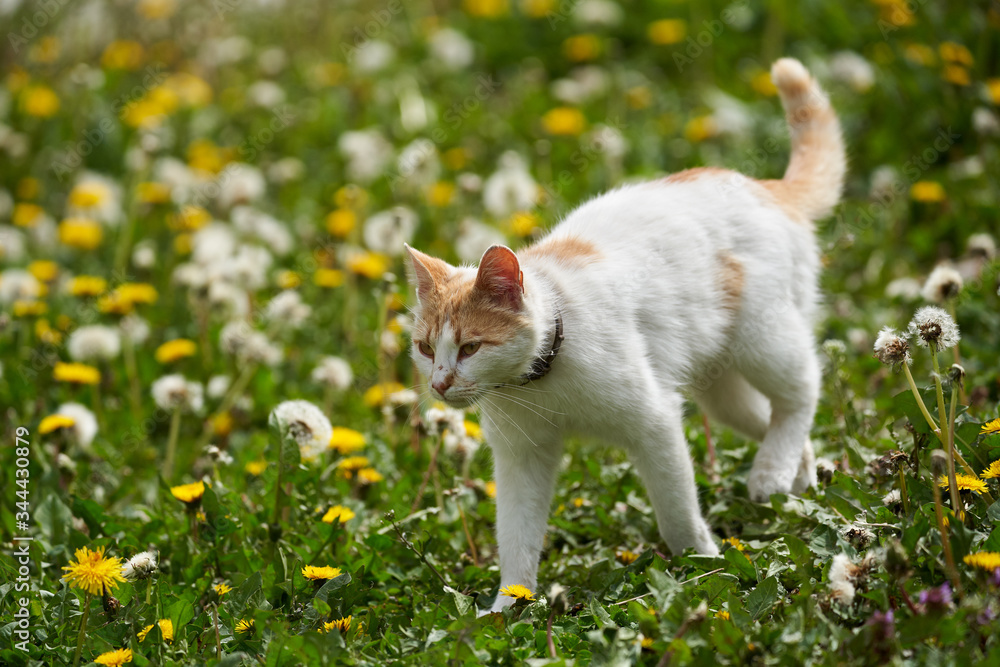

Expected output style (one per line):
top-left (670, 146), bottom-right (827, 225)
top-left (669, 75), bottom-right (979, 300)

top-left (1, 0), bottom-right (1000, 664)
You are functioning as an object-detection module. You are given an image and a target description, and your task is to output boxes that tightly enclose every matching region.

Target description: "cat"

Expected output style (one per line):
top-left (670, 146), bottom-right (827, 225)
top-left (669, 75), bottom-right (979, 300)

top-left (405, 58), bottom-right (845, 613)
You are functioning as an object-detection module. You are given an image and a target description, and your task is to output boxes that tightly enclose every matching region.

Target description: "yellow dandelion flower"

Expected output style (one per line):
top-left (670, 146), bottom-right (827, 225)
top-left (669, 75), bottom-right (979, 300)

top-left (752, 71), bottom-right (778, 96)
top-left (939, 41), bottom-right (974, 66)
top-left (314, 268), bottom-right (345, 288)
top-left (346, 251), bottom-right (391, 280)
top-left (485, 481), bottom-right (497, 498)
top-left (101, 40), bottom-right (145, 70)
top-left (321, 615), bottom-right (352, 633)
top-left (245, 460), bottom-right (268, 476)
top-left (938, 474), bottom-right (988, 494)
top-left (563, 34), bottom-right (601, 62)
top-left (99, 283), bottom-right (158, 314)
top-left (58, 218), bottom-right (103, 250)
top-left (987, 79), bottom-right (1000, 105)
top-left (28, 260), bottom-right (58, 282)
top-left (39, 414), bottom-right (75, 434)
top-left (214, 582), bottom-right (232, 595)
top-left (135, 181), bottom-right (172, 204)
top-left (904, 43), bottom-right (936, 66)
top-left (302, 565), bottom-right (342, 580)
top-left (330, 427), bottom-right (366, 454)
top-left (684, 115), bottom-right (717, 143)
top-left (13, 202), bottom-right (44, 227)
top-left (20, 85), bottom-right (60, 117)
top-left (137, 624), bottom-right (154, 642)
top-left (53, 362), bottom-right (100, 385)
top-left (186, 139), bottom-right (227, 174)
top-left (163, 72), bottom-right (212, 107)
top-left (69, 275), bottom-right (107, 297)
top-left (93, 648), bottom-right (133, 666)
top-left (910, 181), bottom-right (945, 203)
top-left (357, 467), bottom-right (384, 484)
top-left (61, 546), bottom-right (126, 595)
top-left (963, 551), bottom-right (1000, 571)
top-left (462, 0), bottom-right (508, 18)
top-left (648, 19), bottom-right (686, 45)
top-left (333, 185), bottom-right (369, 209)
top-left (640, 636), bottom-right (654, 650)
top-left (155, 339), bottom-right (197, 363)
top-left (981, 459), bottom-right (1000, 480)
top-left (35, 319), bottom-right (62, 344)
top-left (322, 505), bottom-right (356, 524)
top-left (715, 610), bottom-right (731, 620)
top-left (277, 270), bottom-right (301, 289)
top-left (68, 181), bottom-right (112, 209)
top-left (337, 456), bottom-right (370, 473)
top-left (235, 618), bottom-right (255, 635)
top-left (28, 36), bottom-right (60, 64)
top-left (138, 0), bottom-right (177, 20)
top-left (363, 382), bottom-right (405, 407)
top-left (723, 536), bottom-right (746, 552)
top-left (981, 418), bottom-right (1000, 436)
top-left (508, 211), bottom-right (539, 237)
top-left (463, 420), bottom-right (482, 440)
top-left (325, 209), bottom-right (357, 237)
top-left (167, 205), bottom-right (211, 232)
top-left (443, 147), bottom-right (467, 170)
top-left (14, 301), bottom-right (47, 317)
top-left (542, 107), bottom-right (586, 136)
top-left (173, 233), bottom-right (192, 255)
top-left (212, 411), bottom-right (233, 436)
top-left (943, 65), bottom-right (970, 86)
top-left (139, 619), bottom-right (173, 643)
top-left (499, 584), bottom-right (535, 601)
top-left (427, 181), bottom-right (455, 207)
top-left (617, 549), bottom-right (640, 565)
top-left (170, 481), bottom-right (205, 505)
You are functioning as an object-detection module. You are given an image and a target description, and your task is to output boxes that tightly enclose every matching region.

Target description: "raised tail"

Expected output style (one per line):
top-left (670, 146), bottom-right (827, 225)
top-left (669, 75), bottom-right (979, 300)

top-left (763, 58), bottom-right (846, 221)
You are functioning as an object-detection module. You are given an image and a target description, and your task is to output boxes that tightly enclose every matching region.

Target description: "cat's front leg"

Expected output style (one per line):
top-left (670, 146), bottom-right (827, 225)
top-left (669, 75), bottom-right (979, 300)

top-left (484, 429), bottom-right (563, 614)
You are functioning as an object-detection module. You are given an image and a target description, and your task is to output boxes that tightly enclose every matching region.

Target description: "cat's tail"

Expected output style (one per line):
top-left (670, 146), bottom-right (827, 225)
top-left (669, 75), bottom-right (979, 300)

top-left (768, 58), bottom-right (846, 221)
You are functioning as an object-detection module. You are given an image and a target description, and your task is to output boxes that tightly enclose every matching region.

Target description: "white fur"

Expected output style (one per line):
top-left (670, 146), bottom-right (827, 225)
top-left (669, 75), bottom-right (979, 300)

top-left (408, 59), bottom-right (842, 613)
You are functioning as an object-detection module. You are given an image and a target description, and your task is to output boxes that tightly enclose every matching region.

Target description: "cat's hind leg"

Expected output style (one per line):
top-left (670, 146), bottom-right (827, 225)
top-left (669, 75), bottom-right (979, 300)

top-left (735, 313), bottom-right (821, 502)
top-left (692, 367), bottom-right (770, 442)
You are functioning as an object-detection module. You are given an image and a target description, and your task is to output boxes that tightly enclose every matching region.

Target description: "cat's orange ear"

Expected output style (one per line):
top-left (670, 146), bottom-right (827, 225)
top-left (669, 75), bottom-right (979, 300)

top-left (475, 245), bottom-right (523, 310)
top-left (404, 245), bottom-right (451, 304)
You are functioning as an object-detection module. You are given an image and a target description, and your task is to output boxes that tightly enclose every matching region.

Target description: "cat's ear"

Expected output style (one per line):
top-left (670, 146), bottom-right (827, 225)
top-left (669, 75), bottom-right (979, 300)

top-left (404, 244), bottom-right (451, 304)
top-left (475, 245), bottom-right (524, 310)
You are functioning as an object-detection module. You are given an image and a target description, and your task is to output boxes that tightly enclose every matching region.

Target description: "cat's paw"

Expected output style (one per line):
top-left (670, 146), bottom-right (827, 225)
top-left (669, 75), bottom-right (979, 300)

top-left (478, 595), bottom-right (514, 616)
top-left (747, 466), bottom-right (795, 503)
top-left (791, 442), bottom-right (818, 494)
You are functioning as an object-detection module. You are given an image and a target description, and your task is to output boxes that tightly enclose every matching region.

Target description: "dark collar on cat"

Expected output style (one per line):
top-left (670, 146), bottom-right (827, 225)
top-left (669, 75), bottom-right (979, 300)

top-left (520, 314), bottom-right (564, 384)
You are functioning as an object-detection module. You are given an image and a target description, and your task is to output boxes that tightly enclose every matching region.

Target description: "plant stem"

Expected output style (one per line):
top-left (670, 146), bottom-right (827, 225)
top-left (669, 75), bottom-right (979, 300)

top-left (164, 409), bottom-right (182, 483)
top-left (72, 593), bottom-right (91, 667)
top-left (901, 363), bottom-right (940, 437)
top-left (198, 362), bottom-right (257, 450)
top-left (898, 466), bottom-right (910, 515)
top-left (931, 345), bottom-right (963, 521)
top-left (123, 335), bottom-right (142, 415)
top-left (145, 578), bottom-right (152, 606)
top-left (273, 430), bottom-right (286, 528)
top-left (930, 471), bottom-right (962, 594)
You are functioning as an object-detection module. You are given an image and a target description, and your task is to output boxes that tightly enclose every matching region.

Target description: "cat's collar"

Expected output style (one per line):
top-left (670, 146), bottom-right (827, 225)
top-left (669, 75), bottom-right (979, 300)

top-left (519, 314), bottom-right (564, 384)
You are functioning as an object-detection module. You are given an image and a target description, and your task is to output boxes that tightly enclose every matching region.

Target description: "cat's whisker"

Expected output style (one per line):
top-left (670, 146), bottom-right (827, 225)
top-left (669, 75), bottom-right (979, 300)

top-left (479, 396), bottom-right (539, 448)
top-left (478, 387), bottom-right (564, 414)
top-left (477, 399), bottom-right (516, 456)
top-left (477, 389), bottom-right (564, 425)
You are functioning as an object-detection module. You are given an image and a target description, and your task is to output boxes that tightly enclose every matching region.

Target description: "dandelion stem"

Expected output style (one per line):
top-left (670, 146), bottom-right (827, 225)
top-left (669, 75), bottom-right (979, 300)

top-left (145, 578), bottom-right (152, 606)
top-left (213, 603), bottom-right (222, 659)
top-left (930, 463), bottom-right (962, 594)
top-left (164, 409), bottom-right (182, 483)
top-left (898, 466), bottom-right (910, 515)
top-left (71, 593), bottom-right (91, 667)
top-left (931, 345), bottom-right (963, 521)
top-left (901, 363), bottom-right (939, 436)
top-left (455, 495), bottom-right (480, 567)
top-left (410, 434), bottom-right (444, 514)
top-left (123, 336), bottom-right (142, 415)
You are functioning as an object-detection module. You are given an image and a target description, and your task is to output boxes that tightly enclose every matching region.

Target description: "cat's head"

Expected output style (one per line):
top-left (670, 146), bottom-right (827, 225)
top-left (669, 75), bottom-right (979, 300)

top-left (405, 244), bottom-right (537, 407)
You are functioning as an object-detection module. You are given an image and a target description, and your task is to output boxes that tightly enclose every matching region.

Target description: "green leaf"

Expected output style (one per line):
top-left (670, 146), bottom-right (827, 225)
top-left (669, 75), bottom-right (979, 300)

top-left (745, 576), bottom-right (779, 622)
top-left (444, 586), bottom-right (474, 617)
top-left (724, 547), bottom-right (757, 582)
top-left (314, 573), bottom-right (352, 603)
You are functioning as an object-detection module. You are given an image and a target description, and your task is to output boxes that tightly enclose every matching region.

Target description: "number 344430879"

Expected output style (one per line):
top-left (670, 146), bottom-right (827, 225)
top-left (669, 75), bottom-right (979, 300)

top-left (15, 426), bottom-right (30, 516)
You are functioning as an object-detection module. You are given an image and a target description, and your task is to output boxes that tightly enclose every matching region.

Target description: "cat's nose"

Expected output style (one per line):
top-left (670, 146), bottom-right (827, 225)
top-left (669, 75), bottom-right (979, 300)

top-left (432, 376), bottom-right (453, 396)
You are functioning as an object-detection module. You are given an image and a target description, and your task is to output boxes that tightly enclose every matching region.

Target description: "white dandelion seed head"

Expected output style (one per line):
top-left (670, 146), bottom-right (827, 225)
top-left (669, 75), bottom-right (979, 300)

top-left (231, 206), bottom-right (292, 256)
top-left (967, 233), bottom-right (996, 260)
top-left (428, 27), bottom-right (475, 70)
top-left (882, 489), bottom-right (902, 507)
top-left (132, 239), bottom-right (157, 269)
top-left (222, 244), bottom-right (272, 291)
top-left (56, 452), bottom-right (77, 473)
top-left (0, 225), bottom-right (27, 263)
top-left (207, 375), bottom-right (231, 399)
top-left (207, 280), bottom-right (250, 319)
top-left (829, 50), bottom-right (876, 92)
top-left (921, 264), bottom-right (963, 303)
top-left (829, 553), bottom-right (858, 606)
top-left (0, 268), bottom-right (41, 304)
top-left (67, 172), bottom-right (123, 227)
top-left (217, 165), bottom-right (266, 210)
top-left (54, 402), bottom-right (98, 448)
top-left (151, 374), bottom-right (204, 413)
top-left (265, 290), bottom-right (311, 329)
top-left (873, 327), bottom-right (911, 366)
top-left (483, 156), bottom-right (537, 218)
top-left (424, 403), bottom-right (465, 437)
top-left (310, 356), bottom-right (353, 391)
top-left (362, 207), bottom-right (418, 256)
top-left (455, 218), bottom-right (505, 265)
top-left (338, 129), bottom-right (394, 184)
top-left (271, 399), bottom-right (332, 460)
top-left (122, 551), bottom-right (158, 581)
top-left (908, 306), bottom-right (960, 350)
top-left (119, 315), bottom-right (150, 345)
top-left (67, 325), bottom-right (122, 362)
top-left (352, 39), bottom-right (396, 74)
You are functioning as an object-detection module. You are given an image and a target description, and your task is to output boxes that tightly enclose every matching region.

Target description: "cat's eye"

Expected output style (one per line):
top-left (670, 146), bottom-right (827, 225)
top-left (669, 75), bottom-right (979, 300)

top-left (418, 341), bottom-right (434, 357)
top-left (459, 342), bottom-right (481, 359)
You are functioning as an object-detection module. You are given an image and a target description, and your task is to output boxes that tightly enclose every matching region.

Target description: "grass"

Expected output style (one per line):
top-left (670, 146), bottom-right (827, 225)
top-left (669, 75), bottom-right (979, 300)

top-left (1, 0), bottom-right (1000, 665)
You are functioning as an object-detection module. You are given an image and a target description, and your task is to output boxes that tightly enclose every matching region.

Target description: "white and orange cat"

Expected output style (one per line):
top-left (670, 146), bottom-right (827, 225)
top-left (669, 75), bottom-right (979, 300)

top-left (405, 59), bottom-right (845, 612)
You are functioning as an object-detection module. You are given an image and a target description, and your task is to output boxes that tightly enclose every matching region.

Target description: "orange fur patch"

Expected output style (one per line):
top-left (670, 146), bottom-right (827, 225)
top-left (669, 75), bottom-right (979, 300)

top-left (754, 180), bottom-right (811, 225)
top-left (521, 236), bottom-right (601, 268)
top-left (663, 166), bottom-right (731, 184)
top-left (717, 251), bottom-right (744, 311)
top-left (415, 273), bottom-right (528, 347)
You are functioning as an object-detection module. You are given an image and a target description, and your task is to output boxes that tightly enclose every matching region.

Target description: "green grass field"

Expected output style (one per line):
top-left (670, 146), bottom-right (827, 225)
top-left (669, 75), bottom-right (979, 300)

top-left (2, 0), bottom-right (1000, 664)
